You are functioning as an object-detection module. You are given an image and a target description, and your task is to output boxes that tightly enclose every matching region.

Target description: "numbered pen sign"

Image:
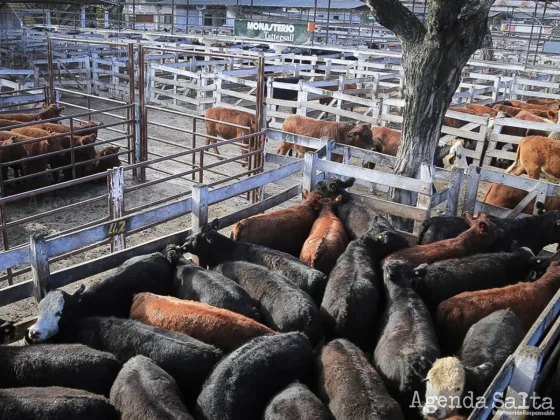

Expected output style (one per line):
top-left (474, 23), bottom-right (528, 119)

top-left (106, 219), bottom-right (129, 236)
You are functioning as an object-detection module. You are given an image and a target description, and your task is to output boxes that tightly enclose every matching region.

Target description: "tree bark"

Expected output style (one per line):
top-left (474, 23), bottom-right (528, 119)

top-left (366, 0), bottom-right (494, 230)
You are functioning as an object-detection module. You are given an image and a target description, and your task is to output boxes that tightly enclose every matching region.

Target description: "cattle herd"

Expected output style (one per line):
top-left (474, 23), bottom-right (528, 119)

top-left (0, 104), bottom-right (121, 189)
top-left (0, 175), bottom-right (559, 419)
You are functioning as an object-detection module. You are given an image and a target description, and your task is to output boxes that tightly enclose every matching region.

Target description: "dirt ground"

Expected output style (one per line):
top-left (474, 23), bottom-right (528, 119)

top-left (0, 93), bottom-right (496, 324)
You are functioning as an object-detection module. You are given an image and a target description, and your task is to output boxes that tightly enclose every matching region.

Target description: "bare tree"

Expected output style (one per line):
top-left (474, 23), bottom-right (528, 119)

top-left (366, 0), bottom-right (494, 229)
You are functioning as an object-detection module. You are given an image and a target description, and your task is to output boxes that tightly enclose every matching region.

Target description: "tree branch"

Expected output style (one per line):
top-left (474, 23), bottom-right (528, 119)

top-left (366, 0), bottom-right (426, 44)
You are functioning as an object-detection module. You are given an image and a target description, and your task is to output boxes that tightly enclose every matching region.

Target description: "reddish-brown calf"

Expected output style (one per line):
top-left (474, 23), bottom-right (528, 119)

top-left (436, 260), bottom-right (560, 352)
top-left (482, 183), bottom-right (560, 215)
top-left (465, 103), bottom-right (499, 117)
top-left (0, 104), bottom-right (65, 123)
top-left (231, 190), bottom-right (327, 257)
top-left (383, 214), bottom-right (503, 266)
top-left (300, 195), bottom-right (348, 275)
top-left (130, 292), bottom-right (274, 351)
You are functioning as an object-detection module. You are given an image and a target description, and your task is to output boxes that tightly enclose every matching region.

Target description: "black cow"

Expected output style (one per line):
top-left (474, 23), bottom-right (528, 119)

top-left (180, 220), bottom-right (327, 305)
top-left (373, 260), bottom-right (441, 419)
top-left (25, 248), bottom-right (176, 343)
top-left (321, 226), bottom-right (409, 351)
top-left (110, 355), bottom-right (194, 420)
top-left (402, 247), bottom-right (548, 311)
top-left (417, 210), bottom-right (560, 255)
top-left (315, 177), bottom-right (394, 239)
top-left (423, 310), bottom-right (524, 419)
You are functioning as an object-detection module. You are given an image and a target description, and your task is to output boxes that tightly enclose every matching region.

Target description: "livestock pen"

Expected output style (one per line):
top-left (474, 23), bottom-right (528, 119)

top-left (0, 135), bottom-right (559, 418)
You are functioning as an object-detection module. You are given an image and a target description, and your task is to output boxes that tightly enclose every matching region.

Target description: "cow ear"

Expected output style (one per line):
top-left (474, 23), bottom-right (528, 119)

top-left (478, 221), bottom-right (488, 233)
top-left (343, 177), bottom-right (356, 188)
top-left (72, 284), bottom-right (86, 302)
top-left (412, 264), bottom-right (428, 276)
top-left (42, 103), bottom-right (47, 109)
top-left (464, 212), bottom-right (475, 225)
top-left (114, 146), bottom-right (121, 152)
top-left (335, 195), bottom-right (343, 203)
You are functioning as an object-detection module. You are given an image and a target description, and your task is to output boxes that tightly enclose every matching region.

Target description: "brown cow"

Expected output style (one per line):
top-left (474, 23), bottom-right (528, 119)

top-left (444, 107), bottom-right (481, 128)
top-left (0, 137), bottom-right (27, 181)
top-left (277, 115), bottom-right (373, 161)
top-left (0, 119), bottom-right (23, 128)
top-left (501, 110), bottom-right (553, 138)
top-left (37, 120), bottom-right (103, 139)
top-left (204, 107), bottom-right (269, 167)
top-left (506, 135), bottom-right (560, 180)
top-left (299, 195), bottom-right (348, 275)
top-left (0, 104), bottom-right (65, 123)
top-left (465, 103), bottom-right (499, 117)
top-left (527, 99), bottom-right (560, 106)
top-left (383, 214), bottom-right (503, 266)
top-left (231, 190), bottom-right (327, 257)
top-left (130, 292), bottom-right (274, 351)
top-left (482, 183), bottom-right (560, 215)
top-left (370, 126), bottom-right (400, 157)
top-left (52, 134), bottom-right (97, 181)
top-left (493, 104), bottom-right (522, 116)
top-left (508, 99), bottom-right (559, 111)
top-left (18, 135), bottom-right (63, 178)
top-left (85, 146), bottom-right (122, 179)
top-left (436, 259), bottom-right (560, 353)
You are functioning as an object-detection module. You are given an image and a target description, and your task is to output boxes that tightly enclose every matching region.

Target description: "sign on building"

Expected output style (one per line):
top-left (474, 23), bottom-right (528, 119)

top-left (234, 20), bottom-right (312, 44)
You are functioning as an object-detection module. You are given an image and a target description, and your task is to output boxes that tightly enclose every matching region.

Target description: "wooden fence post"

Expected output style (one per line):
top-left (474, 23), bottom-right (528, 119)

top-left (214, 67), bottom-right (223, 104)
top-left (191, 184), bottom-right (209, 233)
top-left (303, 152), bottom-right (318, 193)
top-left (84, 56), bottom-right (92, 94)
top-left (341, 147), bottom-right (350, 181)
top-left (266, 76), bottom-right (275, 125)
top-left (463, 165), bottom-right (481, 215)
top-left (414, 162), bottom-right (433, 235)
top-left (492, 76), bottom-right (500, 102)
top-left (482, 111), bottom-right (505, 168)
top-left (297, 79), bottom-right (307, 117)
top-left (108, 167), bottom-right (125, 252)
top-left (30, 233), bottom-right (50, 303)
top-left (446, 167), bottom-right (464, 216)
top-left (336, 75), bottom-right (344, 122)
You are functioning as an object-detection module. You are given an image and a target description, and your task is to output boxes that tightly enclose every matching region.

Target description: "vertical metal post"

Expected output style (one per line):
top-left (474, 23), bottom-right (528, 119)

top-left (250, 0), bottom-right (254, 19)
top-left (133, 103), bottom-right (140, 178)
top-left (47, 37), bottom-right (55, 105)
top-left (138, 45), bottom-right (147, 182)
top-left (127, 43), bottom-right (136, 170)
top-left (0, 205), bottom-right (13, 286)
top-left (186, 0), bottom-right (189, 33)
top-left (525, 0), bottom-right (539, 66)
top-left (69, 118), bottom-right (76, 180)
top-left (171, 0), bottom-right (175, 35)
top-left (312, 0), bottom-right (318, 45)
top-left (533, 1), bottom-right (548, 65)
top-left (325, 0), bottom-right (332, 44)
top-left (192, 118), bottom-right (197, 181)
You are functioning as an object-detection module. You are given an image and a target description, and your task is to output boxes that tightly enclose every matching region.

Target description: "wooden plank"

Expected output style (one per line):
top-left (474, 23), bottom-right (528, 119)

top-left (303, 152), bottom-right (317, 192)
top-left (191, 184), bottom-right (209, 234)
top-left (267, 130), bottom-right (324, 150)
top-left (503, 346), bottom-right (541, 415)
top-left (494, 118), bottom-right (560, 133)
top-left (332, 144), bottom-right (397, 168)
top-left (0, 280), bottom-right (34, 308)
top-left (0, 246), bottom-right (30, 272)
top-left (440, 125), bottom-right (486, 141)
top-left (463, 165), bottom-right (481, 215)
top-left (317, 160), bottom-right (432, 194)
top-left (523, 287), bottom-right (560, 347)
top-left (108, 167), bottom-right (125, 252)
top-left (208, 161), bottom-right (303, 204)
top-left (346, 192), bottom-right (427, 222)
top-left (507, 184), bottom-right (541, 219)
top-left (29, 234), bottom-right (50, 302)
top-left (219, 185), bottom-right (302, 228)
top-left (49, 228), bottom-right (195, 291)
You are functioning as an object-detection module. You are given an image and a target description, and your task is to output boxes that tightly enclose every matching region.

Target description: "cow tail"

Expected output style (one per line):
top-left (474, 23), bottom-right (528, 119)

top-left (505, 143), bottom-right (522, 174)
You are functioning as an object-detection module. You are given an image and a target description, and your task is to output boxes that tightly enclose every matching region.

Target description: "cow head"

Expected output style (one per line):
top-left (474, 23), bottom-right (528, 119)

top-left (346, 124), bottom-right (374, 151)
top-left (25, 285), bottom-right (86, 343)
top-left (370, 231), bottom-right (410, 258)
top-left (422, 357), bottom-right (466, 419)
top-left (180, 218), bottom-right (220, 266)
top-left (249, 117), bottom-right (272, 132)
top-left (464, 212), bottom-right (504, 238)
top-left (315, 177), bottom-right (355, 198)
top-left (102, 146), bottom-right (121, 156)
top-left (442, 140), bottom-right (468, 170)
top-left (302, 189), bottom-right (324, 210)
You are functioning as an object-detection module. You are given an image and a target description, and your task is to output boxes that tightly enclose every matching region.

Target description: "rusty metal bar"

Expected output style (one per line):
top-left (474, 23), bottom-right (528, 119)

top-left (138, 45), bottom-right (147, 182)
top-left (47, 37), bottom-right (55, 104)
top-left (0, 205), bottom-right (13, 285)
top-left (69, 117), bottom-right (76, 180)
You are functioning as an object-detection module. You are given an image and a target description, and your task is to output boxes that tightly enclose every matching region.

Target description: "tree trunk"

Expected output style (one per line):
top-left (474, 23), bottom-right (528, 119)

top-left (389, 42), bottom-right (471, 230)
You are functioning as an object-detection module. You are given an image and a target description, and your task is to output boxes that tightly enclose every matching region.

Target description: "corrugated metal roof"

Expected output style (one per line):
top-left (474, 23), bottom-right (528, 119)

top-left (154, 0), bottom-right (367, 9)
